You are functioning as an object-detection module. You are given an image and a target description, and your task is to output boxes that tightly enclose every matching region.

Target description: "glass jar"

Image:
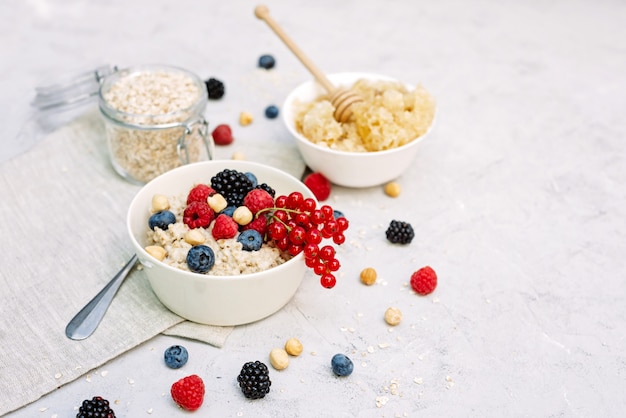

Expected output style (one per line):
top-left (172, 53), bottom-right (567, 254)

top-left (98, 65), bottom-right (214, 184)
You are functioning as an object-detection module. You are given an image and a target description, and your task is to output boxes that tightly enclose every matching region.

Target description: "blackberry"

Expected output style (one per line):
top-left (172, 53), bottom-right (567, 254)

top-left (385, 220), bottom-right (415, 244)
top-left (76, 396), bottom-right (116, 418)
top-left (205, 77), bottom-right (225, 99)
top-left (237, 360), bottom-right (271, 399)
top-left (210, 169), bottom-right (254, 206)
top-left (256, 183), bottom-right (275, 198)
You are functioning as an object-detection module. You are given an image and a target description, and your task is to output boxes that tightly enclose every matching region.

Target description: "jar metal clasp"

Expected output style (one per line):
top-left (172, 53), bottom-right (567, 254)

top-left (176, 117), bottom-right (214, 165)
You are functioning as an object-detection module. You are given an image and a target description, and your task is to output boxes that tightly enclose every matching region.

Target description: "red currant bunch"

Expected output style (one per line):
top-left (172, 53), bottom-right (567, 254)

top-left (260, 192), bottom-right (349, 288)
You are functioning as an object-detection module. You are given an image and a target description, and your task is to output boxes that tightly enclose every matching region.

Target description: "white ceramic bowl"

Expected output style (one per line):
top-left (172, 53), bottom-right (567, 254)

top-left (283, 72), bottom-right (436, 188)
top-left (127, 160), bottom-right (314, 326)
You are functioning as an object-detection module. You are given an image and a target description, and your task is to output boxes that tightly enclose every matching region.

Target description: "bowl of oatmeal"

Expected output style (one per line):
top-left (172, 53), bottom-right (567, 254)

top-left (283, 73), bottom-right (436, 188)
top-left (126, 160), bottom-right (316, 326)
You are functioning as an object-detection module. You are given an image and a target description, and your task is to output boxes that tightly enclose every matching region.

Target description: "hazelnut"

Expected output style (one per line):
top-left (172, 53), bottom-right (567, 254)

top-left (184, 230), bottom-right (206, 246)
top-left (239, 111), bottom-right (254, 126)
top-left (151, 194), bottom-right (170, 212)
top-left (284, 338), bottom-right (303, 356)
top-left (384, 307), bottom-right (402, 326)
top-left (384, 182), bottom-right (401, 197)
top-left (269, 348), bottom-right (289, 370)
top-left (208, 193), bottom-right (228, 213)
top-left (233, 206), bottom-right (253, 225)
top-left (360, 267), bottom-right (377, 286)
top-left (145, 245), bottom-right (167, 261)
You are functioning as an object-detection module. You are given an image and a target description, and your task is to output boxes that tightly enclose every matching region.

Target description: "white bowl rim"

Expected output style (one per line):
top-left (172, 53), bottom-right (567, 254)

top-left (126, 160), bottom-right (311, 283)
top-left (283, 72), bottom-right (436, 156)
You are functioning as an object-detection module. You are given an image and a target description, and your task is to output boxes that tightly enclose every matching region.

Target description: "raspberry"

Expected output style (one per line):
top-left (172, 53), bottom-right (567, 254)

top-left (212, 214), bottom-right (239, 240)
top-left (243, 188), bottom-right (274, 214)
top-left (171, 374), bottom-right (205, 411)
top-left (76, 396), bottom-right (116, 418)
top-left (212, 124), bottom-right (233, 146)
top-left (183, 201), bottom-right (215, 229)
top-left (187, 184), bottom-right (215, 204)
top-left (410, 266), bottom-right (437, 295)
top-left (303, 172), bottom-right (331, 201)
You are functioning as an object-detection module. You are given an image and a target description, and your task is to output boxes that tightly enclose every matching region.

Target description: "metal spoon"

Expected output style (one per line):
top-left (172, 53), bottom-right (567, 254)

top-left (65, 254), bottom-right (138, 340)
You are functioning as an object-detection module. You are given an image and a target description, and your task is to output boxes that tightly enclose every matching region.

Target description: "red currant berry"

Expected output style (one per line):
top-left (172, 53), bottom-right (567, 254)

top-left (332, 233), bottom-right (346, 245)
top-left (319, 245), bottom-right (335, 261)
top-left (320, 205), bottom-right (334, 219)
top-left (295, 212), bottom-right (309, 226)
top-left (305, 256), bottom-right (317, 268)
top-left (276, 236), bottom-right (290, 251)
top-left (313, 262), bottom-right (327, 275)
top-left (321, 229), bottom-right (333, 239)
top-left (275, 195), bottom-right (288, 208)
top-left (286, 219), bottom-right (298, 230)
top-left (304, 243), bottom-right (319, 258)
top-left (336, 217), bottom-right (349, 232)
top-left (311, 209), bottom-right (325, 225)
top-left (320, 273), bottom-right (336, 288)
top-left (305, 228), bottom-right (322, 245)
top-left (327, 258), bottom-right (340, 272)
top-left (287, 192), bottom-right (304, 209)
top-left (301, 198), bottom-right (317, 212)
top-left (323, 220), bottom-right (339, 236)
top-left (289, 226), bottom-right (306, 245)
top-left (288, 243), bottom-right (303, 256)
top-left (274, 210), bottom-right (288, 222)
top-left (268, 222), bottom-right (287, 240)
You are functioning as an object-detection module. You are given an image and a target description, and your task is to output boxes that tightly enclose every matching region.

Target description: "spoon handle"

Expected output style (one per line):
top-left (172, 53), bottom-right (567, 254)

top-left (254, 5), bottom-right (336, 94)
top-left (65, 254), bottom-right (138, 340)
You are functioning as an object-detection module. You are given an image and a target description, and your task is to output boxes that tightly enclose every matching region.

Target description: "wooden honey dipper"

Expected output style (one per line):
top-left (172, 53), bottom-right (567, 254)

top-left (254, 5), bottom-right (363, 123)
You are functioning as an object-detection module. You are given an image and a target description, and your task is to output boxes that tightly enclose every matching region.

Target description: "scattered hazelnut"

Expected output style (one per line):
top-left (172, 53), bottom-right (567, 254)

top-left (384, 182), bottom-right (401, 197)
top-left (208, 193), bottom-right (228, 213)
top-left (360, 267), bottom-right (377, 285)
top-left (269, 348), bottom-right (289, 370)
top-left (151, 194), bottom-right (170, 212)
top-left (284, 338), bottom-right (303, 356)
top-left (384, 307), bottom-right (402, 326)
top-left (233, 206), bottom-right (253, 225)
top-left (231, 151), bottom-right (246, 160)
top-left (145, 245), bottom-right (167, 261)
top-left (239, 111), bottom-right (254, 126)
top-left (184, 230), bottom-right (206, 246)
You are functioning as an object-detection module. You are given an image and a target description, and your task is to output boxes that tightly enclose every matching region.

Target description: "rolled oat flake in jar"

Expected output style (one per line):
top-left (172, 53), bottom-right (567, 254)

top-left (98, 65), bottom-right (214, 184)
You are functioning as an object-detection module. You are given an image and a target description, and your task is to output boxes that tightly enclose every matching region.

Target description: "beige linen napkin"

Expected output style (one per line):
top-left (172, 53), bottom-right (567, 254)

top-left (0, 108), bottom-right (303, 415)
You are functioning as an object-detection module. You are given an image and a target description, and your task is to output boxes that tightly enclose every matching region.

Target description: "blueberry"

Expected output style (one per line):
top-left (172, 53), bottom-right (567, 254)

top-left (264, 105), bottom-right (279, 119)
top-left (331, 353), bottom-right (354, 377)
top-left (148, 210), bottom-right (176, 231)
top-left (220, 206), bottom-right (236, 217)
top-left (258, 54), bottom-right (276, 69)
top-left (186, 245), bottom-right (215, 273)
top-left (237, 230), bottom-right (263, 251)
top-left (164, 345), bottom-right (188, 369)
top-left (244, 172), bottom-right (258, 188)
top-left (333, 210), bottom-right (346, 220)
